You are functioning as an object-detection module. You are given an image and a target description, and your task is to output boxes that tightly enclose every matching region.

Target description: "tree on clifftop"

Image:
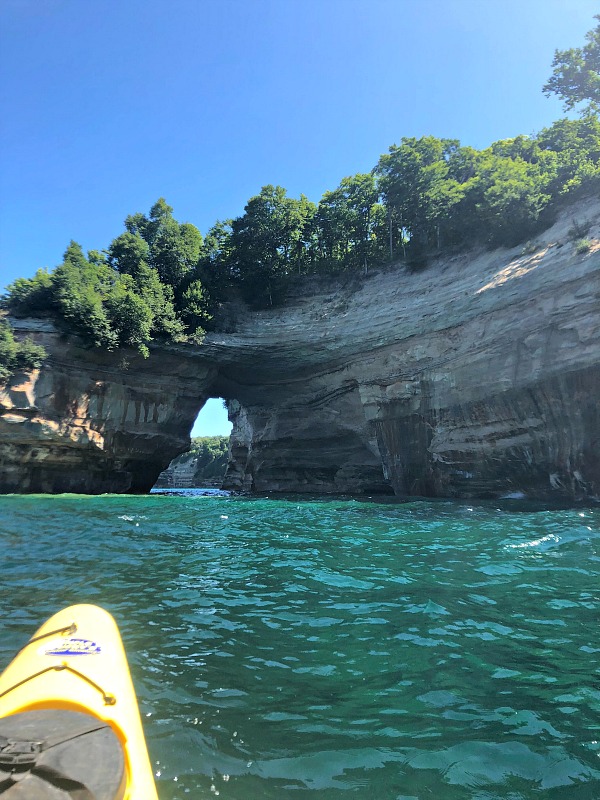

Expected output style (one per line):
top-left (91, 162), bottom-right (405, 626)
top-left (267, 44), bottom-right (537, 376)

top-left (313, 173), bottom-right (386, 272)
top-left (544, 16), bottom-right (600, 113)
top-left (107, 232), bottom-right (150, 276)
top-left (124, 198), bottom-right (203, 289)
top-left (375, 137), bottom-right (468, 254)
top-left (230, 185), bottom-right (315, 307)
top-left (52, 241), bottom-right (118, 349)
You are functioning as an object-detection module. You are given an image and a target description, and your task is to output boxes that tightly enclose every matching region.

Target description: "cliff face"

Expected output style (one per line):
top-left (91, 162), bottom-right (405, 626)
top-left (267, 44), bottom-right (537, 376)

top-left (216, 197), bottom-right (600, 501)
top-left (1, 198), bottom-right (599, 500)
top-left (0, 326), bottom-right (216, 493)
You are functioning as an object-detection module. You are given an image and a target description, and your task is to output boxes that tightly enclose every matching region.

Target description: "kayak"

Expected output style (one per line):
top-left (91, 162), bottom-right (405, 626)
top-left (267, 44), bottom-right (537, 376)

top-left (0, 604), bottom-right (158, 799)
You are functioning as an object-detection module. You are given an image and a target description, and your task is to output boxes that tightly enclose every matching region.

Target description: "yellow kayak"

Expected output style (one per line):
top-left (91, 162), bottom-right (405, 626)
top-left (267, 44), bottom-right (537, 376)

top-left (0, 604), bottom-right (158, 799)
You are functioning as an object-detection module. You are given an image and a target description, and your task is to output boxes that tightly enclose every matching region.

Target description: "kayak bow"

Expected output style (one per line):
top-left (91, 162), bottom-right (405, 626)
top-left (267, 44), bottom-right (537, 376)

top-left (0, 604), bottom-right (158, 799)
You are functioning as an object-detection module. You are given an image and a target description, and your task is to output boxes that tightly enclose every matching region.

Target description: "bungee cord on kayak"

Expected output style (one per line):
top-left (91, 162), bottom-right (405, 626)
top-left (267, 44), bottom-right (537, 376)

top-left (14, 624), bottom-right (77, 658)
top-left (0, 664), bottom-right (116, 707)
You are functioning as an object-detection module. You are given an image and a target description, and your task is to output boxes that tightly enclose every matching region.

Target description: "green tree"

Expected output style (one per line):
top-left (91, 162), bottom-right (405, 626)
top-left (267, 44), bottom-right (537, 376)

top-left (230, 185), bottom-right (315, 307)
top-left (124, 211), bottom-right (150, 241)
top-left (376, 137), bottom-right (466, 255)
top-left (544, 16), bottom-right (600, 112)
top-left (191, 435), bottom-right (230, 481)
top-left (105, 275), bottom-right (154, 357)
top-left (1, 269), bottom-right (54, 316)
top-left (536, 115), bottom-right (600, 196)
top-left (3, 202), bottom-right (207, 354)
top-left (472, 150), bottom-right (551, 246)
top-left (152, 219), bottom-right (202, 288)
top-left (195, 219), bottom-right (234, 304)
top-left (179, 279), bottom-right (211, 335)
top-left (125, 198), bottom-right (173, 248)
top-left (133, 263), bottom-right (185, 341)
top-left (52, 242), bottom-right (118, 349)
top-left (124, 199), bottom-right (203, 289)
top-left (107, 232), bottom-right (151, 276)
top-left (283, 193), bottom-right (317, 276)
top-left (0, 321), bottom-right (19, 382)
top-left (313, 173), bottom-right (385, 271)
top-left (87, 249), bottom-right (108, 267)
top-left (108, 226), bottom-right (186, 341)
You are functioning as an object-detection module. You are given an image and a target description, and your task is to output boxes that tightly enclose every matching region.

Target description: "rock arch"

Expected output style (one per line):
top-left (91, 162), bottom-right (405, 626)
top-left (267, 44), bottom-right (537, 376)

top-left (1, 199), bottom-right (599, 500)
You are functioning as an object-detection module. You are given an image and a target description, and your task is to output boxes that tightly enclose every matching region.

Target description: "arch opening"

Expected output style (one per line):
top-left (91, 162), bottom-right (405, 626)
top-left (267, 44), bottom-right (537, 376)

top-left (153, 397), bottom-right (233, 490)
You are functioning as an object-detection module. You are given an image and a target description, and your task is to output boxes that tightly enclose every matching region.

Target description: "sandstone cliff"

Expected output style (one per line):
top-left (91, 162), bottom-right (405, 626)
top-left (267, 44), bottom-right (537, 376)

top-left (1, 197), bottom-right (599, 500)
top-left (0, 326), bottom-right (216, 493)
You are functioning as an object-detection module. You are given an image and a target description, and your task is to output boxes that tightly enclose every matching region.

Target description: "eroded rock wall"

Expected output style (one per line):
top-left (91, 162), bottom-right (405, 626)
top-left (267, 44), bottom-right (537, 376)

top-left (219, 198), bottom-right (600, 501)
top-left (0, 323), bottom-right (216, 493)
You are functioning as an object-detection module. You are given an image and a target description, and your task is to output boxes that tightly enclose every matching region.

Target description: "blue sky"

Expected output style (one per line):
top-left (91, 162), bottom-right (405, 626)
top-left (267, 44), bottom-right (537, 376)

top-left (0, 0), bottom-right (596, 436)
top-left (192, 397), bottom-right (231, 437)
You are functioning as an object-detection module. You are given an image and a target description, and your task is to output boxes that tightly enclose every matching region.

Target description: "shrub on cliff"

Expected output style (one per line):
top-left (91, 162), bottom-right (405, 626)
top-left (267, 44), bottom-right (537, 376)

top-left (0, 320), bottom-right (47, 383)
top-left (2, 269), bottom-right (54, 317)
top-left (2, 235), bottom-right (194, 357)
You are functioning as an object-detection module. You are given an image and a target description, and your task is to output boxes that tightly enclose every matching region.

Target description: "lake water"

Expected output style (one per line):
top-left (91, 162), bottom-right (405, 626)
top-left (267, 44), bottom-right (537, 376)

top-left (0, 492), bottom-right (599, 799)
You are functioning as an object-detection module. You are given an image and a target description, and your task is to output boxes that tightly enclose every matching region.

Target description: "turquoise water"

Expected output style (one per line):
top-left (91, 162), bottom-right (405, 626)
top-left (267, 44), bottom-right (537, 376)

top-left (1, 493), bottom-right (599, 799)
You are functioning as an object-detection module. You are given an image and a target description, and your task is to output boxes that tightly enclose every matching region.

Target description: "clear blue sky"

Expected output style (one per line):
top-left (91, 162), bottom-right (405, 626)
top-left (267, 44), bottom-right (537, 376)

top-left (0, 0), bottom-right (596, 435)
top-left (192, 397), bottom-right (232, 437)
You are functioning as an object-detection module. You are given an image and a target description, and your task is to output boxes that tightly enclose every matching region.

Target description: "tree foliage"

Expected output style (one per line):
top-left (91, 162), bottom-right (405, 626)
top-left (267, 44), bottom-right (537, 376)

top-left (156, 435), bottom-right (230, 487)
top-left (313, 173), bottom-right (386, 271)
top-left (195, 220), bottom-right (234, 304)
top-left (376, 137), bottom-right (467, 254)
top-left (3, 20), bottom-right (600, 347)
top-left (0, 320), bottom-right (47, 383)
top-left (189, 435), bottom-right (230, 481)
top-left (107, 232), bottom-right (150, 276)
top-left (124, 198), bottom-right (202, 288)
top-left (228, 185), bottom-right (316, 307)
top-left (52, 241), bottom-right (119, 349)
top-left (2, 204), bottom-right (205, 356)
top-left (544, 15), bottom-right (600, 112)
top-left (3, 269), bottom-right (54, 317)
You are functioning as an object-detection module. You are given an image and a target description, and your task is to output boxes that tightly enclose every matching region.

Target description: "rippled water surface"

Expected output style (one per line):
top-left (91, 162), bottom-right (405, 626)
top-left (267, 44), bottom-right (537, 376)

top-left (1, 493), bottom-right (599, 799)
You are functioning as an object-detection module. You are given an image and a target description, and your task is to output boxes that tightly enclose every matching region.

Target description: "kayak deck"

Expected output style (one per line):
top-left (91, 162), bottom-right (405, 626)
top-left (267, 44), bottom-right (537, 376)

top-left (0, 708), bottom-right (125, 798)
